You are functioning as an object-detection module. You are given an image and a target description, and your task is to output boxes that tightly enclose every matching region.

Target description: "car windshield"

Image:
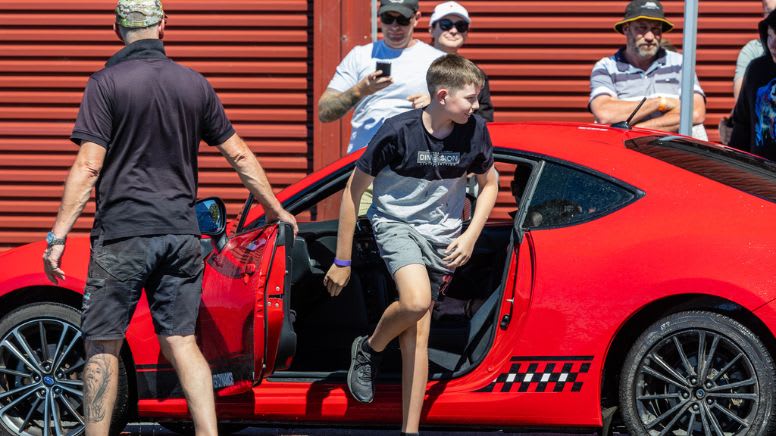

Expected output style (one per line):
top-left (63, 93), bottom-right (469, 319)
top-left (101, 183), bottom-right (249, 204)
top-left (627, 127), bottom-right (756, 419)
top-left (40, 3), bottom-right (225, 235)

top-left (625, 135), bottom-right (776, 204)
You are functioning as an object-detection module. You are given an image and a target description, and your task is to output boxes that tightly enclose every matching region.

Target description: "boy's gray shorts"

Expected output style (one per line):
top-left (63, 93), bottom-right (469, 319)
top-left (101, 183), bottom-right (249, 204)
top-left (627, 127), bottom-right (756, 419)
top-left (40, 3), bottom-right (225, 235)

top-left (372, 220), bottom-right (454, 301)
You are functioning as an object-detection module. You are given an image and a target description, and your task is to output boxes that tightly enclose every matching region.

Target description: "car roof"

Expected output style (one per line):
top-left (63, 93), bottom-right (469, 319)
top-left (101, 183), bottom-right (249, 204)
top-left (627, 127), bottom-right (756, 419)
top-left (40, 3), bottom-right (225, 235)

top-left (490, 121), bottom-right (652, 162)
top-left (489, 121), bottom-right (776, 207)
top-left (490, 121), bottom-right (701, 186)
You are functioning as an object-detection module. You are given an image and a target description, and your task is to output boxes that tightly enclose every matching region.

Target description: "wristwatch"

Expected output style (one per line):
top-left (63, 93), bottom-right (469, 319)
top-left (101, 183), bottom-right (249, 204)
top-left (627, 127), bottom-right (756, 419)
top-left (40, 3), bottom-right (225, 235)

top-left (657, 96), bottom-right (668, 113)
top-left (46, 231), bottom-right (66, 247)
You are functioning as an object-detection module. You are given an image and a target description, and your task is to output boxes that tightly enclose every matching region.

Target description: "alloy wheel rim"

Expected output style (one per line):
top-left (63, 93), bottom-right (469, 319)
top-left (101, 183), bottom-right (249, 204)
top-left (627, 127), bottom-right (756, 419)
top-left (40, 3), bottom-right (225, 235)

top-left (0, 318), bottom-right (84, 436)
top-left (635, 328), bottom-right (758, 435)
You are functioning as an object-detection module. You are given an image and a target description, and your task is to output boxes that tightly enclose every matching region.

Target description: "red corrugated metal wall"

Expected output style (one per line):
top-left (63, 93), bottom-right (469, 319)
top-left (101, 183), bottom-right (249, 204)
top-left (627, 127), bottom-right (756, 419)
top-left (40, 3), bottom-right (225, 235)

top-left (0, 0), bottom-right (311, 252)
top-left (0, 0), bottom-right (766, 251)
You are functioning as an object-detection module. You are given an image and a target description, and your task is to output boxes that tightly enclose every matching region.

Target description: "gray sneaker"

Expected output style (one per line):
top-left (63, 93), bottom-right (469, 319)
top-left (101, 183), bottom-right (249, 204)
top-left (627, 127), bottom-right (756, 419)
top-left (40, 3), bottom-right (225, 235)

top-left (347, 335), bottom-right (382, 403)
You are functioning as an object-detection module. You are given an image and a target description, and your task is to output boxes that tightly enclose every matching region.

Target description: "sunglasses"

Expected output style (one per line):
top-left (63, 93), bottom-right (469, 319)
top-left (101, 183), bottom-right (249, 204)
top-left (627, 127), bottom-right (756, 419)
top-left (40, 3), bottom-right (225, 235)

top-left (436, 18), bottom-right (469, 33)
top-left (380, 13), bottom-right (412, 26)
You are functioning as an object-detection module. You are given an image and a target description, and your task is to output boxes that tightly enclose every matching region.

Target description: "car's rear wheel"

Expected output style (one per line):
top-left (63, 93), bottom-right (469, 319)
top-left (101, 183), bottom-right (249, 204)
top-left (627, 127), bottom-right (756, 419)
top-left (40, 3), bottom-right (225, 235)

top-left (0, 303), bottom-right (129, 436)
top-left (620, 311), bottom-right (776, 436)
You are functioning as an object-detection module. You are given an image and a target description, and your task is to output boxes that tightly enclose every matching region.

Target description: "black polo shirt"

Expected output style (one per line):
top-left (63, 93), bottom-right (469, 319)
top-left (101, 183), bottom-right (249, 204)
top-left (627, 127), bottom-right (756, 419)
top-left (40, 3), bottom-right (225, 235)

top-left (71, 39), bottom-right (234, 240)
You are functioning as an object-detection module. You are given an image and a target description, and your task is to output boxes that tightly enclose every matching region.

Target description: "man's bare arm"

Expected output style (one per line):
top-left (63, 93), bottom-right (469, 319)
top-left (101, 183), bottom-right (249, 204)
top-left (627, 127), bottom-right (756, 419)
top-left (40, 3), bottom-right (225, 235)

top-left (44, 141), bottom-right (106, 283)
top-left (318, 72), bottom-right (393, 123)
top-left (216, 133), bottom-right (297, 233)
top-left (590, 95), bottom-right (665, 124)
top-left (635, 109), bottom-right (681, 131)
top-left (634, 94), bottom-right (706, 132)
top-left (51, 142), bottom-right (106, 238)
top-left (318, 88), bottom-right (364, 123)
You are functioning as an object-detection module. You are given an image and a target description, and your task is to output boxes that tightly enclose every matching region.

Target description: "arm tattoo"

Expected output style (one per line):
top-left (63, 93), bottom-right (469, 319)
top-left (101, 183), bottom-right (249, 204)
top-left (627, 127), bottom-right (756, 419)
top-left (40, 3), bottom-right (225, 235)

top-left (319, 88), bottom-right (362, 122)
top-left (84, 343), bottom-right (112, 423)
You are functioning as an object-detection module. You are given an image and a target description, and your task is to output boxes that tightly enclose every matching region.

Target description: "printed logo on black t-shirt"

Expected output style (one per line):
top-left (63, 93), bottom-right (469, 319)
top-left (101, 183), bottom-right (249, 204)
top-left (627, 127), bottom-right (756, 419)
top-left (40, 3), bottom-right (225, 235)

top-left (417, 151), bottom-right (461, 166)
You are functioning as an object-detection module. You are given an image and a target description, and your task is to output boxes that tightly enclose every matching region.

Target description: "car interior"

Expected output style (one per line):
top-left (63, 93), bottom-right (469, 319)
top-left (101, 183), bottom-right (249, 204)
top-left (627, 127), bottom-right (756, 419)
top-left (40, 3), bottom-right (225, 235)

top-left (264, 161), bottom-right (532, 381)
top-left (277, 218), bottom-right (513, 380)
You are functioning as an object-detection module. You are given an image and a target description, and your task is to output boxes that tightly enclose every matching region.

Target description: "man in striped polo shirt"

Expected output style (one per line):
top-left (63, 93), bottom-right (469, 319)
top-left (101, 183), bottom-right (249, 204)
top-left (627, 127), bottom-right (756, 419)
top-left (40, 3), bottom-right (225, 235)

top-left (588, 0), bottom-right (708, 140)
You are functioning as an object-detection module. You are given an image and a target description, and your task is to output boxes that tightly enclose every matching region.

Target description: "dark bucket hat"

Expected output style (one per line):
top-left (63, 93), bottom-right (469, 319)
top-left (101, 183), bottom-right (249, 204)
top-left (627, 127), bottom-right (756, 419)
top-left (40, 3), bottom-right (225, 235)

top-left (614, 0), bottom-right (674, 34)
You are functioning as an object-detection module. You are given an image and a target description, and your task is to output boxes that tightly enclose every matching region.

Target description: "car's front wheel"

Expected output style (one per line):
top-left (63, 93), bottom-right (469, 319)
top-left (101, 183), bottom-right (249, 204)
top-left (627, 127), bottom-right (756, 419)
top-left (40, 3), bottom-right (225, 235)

top-left (0, 303), bottom-right (129, 436)
top-left (620, 311), bottom-right (776, 435)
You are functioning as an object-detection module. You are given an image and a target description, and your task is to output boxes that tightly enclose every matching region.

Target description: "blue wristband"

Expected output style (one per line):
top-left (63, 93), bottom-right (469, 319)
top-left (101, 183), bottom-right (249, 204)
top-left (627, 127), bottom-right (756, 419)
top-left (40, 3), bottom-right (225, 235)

top-left (333, 258), bottom-right (352, 267)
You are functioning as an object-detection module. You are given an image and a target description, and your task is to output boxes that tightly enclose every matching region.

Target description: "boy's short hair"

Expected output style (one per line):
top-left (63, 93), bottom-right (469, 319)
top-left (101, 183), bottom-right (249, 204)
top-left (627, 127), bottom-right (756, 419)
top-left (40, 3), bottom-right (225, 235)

top-left (426, 54), bottom-right (485, 95)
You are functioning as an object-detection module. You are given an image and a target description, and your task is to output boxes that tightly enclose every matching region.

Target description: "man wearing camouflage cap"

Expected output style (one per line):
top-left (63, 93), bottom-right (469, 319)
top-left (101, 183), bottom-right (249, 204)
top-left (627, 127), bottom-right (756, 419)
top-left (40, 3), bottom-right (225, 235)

top-left (42, 1), bottom-right (296, 434)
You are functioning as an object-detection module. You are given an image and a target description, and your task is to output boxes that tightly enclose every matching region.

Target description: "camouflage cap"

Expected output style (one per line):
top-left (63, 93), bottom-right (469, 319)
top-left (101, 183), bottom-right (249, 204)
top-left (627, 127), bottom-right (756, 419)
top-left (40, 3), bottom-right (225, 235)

top-left (115, 0), bottom-right (164, 28)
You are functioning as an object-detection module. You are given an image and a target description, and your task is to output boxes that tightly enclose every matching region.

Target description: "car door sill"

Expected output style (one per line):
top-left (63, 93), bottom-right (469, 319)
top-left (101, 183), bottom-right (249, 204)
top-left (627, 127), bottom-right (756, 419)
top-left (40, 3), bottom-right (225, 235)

top-left (267, 370), bottom-right (402, 383)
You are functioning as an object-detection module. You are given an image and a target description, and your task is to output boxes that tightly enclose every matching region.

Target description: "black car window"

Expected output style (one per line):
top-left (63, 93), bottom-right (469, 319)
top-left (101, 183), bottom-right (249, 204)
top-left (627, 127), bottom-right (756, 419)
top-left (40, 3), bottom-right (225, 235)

top-left (524, 162), bottom-right (636, 229)
top-left (626, 135), bottom-right (776, 204)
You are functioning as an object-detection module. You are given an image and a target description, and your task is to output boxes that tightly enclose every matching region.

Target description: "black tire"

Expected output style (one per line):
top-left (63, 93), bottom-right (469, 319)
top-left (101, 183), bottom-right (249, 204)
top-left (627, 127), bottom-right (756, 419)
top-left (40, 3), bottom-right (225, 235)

top-left (0, 303), bottom-right (129, 436)
top-left (619, 311), bottom-right (776, 435)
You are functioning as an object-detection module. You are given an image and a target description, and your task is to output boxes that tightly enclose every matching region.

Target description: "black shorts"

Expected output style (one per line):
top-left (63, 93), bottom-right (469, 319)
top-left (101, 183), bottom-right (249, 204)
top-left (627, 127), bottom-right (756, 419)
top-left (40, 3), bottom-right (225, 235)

top-left (81, 234), bottom-right (203, 340)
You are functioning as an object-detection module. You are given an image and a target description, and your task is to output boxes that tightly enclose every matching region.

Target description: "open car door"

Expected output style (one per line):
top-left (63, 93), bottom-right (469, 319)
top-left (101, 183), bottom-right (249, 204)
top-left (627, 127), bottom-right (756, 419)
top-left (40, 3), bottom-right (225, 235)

top-left (197, 222), bottom-right (296, 395)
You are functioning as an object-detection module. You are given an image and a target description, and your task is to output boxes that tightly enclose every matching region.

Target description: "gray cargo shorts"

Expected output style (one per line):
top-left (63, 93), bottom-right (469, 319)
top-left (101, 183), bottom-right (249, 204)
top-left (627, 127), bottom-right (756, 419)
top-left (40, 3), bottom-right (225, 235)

top-left (81, 234), bottom-right (204, 341)
top-left (372, 220), bottom-right (454, 301)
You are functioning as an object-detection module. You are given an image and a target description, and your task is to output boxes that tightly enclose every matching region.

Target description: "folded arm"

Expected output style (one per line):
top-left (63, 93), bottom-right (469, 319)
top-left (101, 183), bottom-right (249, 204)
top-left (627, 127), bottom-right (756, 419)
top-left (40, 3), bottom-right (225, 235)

top-left (590, 95), bottom-right (664, 125)
top-left (634, 93), bottom-right (706, 132)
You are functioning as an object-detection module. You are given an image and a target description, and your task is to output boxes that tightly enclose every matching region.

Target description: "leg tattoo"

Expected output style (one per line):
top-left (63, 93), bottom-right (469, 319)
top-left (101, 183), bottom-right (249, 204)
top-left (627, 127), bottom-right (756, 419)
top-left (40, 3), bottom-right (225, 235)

top-left (83, 343), bottom-right (112, 423)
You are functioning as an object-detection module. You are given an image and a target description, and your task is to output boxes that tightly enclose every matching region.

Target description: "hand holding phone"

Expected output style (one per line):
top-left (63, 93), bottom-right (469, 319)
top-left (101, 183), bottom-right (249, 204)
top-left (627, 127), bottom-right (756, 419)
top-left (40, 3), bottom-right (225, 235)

top-left (376, 61), bottom-right (392, 78)
top-left (358, 61), bottom-right (393, 96)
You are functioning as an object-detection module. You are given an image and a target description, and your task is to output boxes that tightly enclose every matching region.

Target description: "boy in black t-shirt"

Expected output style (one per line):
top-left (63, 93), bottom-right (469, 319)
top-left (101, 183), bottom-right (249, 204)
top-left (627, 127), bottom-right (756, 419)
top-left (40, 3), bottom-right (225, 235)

top-left (323, 54), bottom-right (498, 435)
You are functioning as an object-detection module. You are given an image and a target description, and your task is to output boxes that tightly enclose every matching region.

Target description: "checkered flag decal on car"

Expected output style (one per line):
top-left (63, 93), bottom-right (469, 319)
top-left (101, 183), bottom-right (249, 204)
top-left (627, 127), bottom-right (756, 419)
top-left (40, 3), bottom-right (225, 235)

top-left (476, 356), bottom-right (593, 393)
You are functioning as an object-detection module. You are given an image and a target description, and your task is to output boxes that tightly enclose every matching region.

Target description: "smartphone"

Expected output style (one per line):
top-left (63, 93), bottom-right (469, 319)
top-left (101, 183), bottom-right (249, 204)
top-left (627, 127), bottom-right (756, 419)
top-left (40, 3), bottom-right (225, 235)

top-left (376, 61), bottom-right (392, 78)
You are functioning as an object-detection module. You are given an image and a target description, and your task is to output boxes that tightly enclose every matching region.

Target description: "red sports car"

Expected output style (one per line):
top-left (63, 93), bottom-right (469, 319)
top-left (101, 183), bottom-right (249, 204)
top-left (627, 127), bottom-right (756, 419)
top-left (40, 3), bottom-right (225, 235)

top-left (0, 122), bottom-right (775, 436)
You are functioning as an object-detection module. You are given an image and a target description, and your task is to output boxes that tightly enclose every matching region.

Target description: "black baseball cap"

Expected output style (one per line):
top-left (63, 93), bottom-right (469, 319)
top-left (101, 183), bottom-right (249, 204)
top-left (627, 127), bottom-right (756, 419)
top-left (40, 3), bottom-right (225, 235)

top-left (614, 0), bottom-right (674, 34)
top-left (378, 0), bottom-right (419, 18)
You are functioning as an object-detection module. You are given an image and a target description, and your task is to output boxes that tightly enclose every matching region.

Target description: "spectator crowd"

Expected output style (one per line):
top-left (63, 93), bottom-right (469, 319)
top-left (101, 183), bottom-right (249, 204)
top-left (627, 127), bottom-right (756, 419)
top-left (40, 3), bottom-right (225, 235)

top-left (319, 0), bottom-right (776, 162)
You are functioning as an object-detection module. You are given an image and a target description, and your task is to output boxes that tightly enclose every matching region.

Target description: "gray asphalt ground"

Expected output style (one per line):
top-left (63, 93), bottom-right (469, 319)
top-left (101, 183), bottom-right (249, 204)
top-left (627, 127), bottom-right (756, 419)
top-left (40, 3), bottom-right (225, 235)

top-left (122, 423), bottom-right (616, 435)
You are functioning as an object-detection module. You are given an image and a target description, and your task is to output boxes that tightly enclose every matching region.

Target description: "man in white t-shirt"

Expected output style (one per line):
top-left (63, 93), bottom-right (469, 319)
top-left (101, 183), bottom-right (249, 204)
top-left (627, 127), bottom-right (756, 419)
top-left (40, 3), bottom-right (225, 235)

top-left (318, 0), bottom-right (444, 154)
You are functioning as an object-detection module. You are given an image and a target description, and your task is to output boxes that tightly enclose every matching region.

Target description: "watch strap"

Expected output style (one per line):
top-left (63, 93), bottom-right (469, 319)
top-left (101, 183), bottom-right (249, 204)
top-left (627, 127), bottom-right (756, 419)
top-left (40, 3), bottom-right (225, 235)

top-left (46, 231), bottom-right (66, 247)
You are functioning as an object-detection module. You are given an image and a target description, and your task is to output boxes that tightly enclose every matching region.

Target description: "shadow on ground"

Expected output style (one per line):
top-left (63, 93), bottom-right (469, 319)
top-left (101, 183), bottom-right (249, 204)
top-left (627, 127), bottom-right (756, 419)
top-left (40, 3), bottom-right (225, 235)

top-left (122, 423), bottom-right (626, 436)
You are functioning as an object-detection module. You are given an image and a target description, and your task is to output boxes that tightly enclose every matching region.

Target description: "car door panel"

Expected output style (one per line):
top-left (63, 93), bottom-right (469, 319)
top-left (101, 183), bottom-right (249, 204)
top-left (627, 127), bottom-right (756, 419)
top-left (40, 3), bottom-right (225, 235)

top-left (198, 222), bottom-right (292, 395)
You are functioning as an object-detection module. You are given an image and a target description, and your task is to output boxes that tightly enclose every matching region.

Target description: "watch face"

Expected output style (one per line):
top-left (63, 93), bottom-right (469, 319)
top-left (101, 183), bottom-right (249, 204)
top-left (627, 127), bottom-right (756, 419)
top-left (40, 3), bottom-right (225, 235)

top-left (46, 232), bottom-right (63, 245)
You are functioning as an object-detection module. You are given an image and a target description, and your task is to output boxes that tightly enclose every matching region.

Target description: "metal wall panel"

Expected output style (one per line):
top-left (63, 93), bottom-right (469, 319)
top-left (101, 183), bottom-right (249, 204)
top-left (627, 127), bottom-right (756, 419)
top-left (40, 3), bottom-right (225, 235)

top-left (0, 0), bottom-right (310, 251)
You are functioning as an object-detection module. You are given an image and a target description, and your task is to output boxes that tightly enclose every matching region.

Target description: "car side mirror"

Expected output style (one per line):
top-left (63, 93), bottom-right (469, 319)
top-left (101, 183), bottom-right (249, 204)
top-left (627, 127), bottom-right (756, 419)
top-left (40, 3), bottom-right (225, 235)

top-left (195, 197), bottom-right (227, 236)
